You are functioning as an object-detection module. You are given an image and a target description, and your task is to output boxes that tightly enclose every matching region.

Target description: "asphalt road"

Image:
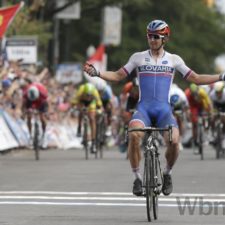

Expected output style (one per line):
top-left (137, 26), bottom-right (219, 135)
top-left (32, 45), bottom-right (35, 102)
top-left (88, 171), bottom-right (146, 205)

top-left (0, 143), bottom-right (224, 225)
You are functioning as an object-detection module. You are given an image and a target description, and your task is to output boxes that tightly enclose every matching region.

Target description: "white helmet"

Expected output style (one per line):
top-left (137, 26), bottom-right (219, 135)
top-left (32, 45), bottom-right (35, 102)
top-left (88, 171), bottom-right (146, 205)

top-left (27, 86), bottom-right (40, 101)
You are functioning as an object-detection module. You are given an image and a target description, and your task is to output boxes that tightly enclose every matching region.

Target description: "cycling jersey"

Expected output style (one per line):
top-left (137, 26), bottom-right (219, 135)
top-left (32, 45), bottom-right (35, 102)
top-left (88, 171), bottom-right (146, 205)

top-left (121, 50), bottom-right (192, 128)
top-left (169, 84), bottom-right (189, 110)
top-left (100, 85), bottom-right (113, 108)
top-left (210, 89), bottom-right (225, 112)
top-left (71, 83), bottom-right (102, 111)
top-left (185, 87), bottom-right (212, 123)
top-left (23, 82), bottom-right (48, 111)
top-left (185, 87), bottom-right (211, 112)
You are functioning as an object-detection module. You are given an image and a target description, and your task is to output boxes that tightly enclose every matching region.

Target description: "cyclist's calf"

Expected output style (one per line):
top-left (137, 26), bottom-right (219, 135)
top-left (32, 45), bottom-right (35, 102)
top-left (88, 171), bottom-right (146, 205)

top-left (128, 131), bottom-right (144, 159)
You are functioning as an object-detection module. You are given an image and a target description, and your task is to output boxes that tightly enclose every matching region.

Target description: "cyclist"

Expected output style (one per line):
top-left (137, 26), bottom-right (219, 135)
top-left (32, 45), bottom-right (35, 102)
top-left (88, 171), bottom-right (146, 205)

top-left (185, 83), bottom-right (212, 147)
top-left (71, 82), bottom-right (103, 153)
top-left (210, 81), bottom-right (225, 111)
top-left (84, 19), bottom-right (225, 196)
top-left (169, 83), bottom-right (190, 150)
top-left (209, 81), bottom-right (225, 146)
top-left (22, 82), bottom-right (48, 144)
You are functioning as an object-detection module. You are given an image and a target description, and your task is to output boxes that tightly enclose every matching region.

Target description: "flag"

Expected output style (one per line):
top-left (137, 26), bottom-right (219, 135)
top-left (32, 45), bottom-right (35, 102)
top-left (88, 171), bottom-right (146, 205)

top-left (84, 44), bottom-right (108, 90)
top-left (89, 44), bottom-right (106, 71)
top-left (0, 2), bottom-right (24, 39)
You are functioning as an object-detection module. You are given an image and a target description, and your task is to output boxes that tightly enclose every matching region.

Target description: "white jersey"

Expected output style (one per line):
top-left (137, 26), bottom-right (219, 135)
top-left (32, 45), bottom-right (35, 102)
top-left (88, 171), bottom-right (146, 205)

top-left (210, 89), bottom-right (225, 104)
top-left (122, 50), bottom-right (192, 103)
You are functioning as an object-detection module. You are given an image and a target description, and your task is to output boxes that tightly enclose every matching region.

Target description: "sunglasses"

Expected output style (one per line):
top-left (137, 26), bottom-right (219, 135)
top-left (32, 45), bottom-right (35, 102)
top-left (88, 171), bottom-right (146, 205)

top-left (147, 33), bottom-right (164, 40)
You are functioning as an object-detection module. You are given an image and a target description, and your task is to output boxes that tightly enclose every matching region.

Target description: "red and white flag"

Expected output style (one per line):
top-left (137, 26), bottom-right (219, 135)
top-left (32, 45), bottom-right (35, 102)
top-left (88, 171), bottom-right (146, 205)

top-left (84, 44), bottom-right (107, 90)
top-left (88, 44), bottom-right (107, 71)
top-left (0, 1), bottom-right (24, 39)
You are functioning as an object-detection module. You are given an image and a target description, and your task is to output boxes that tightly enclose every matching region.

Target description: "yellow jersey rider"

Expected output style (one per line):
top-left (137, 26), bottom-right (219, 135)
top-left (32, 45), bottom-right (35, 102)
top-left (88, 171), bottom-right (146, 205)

top-left (71, 82), bottom-right (103, 153)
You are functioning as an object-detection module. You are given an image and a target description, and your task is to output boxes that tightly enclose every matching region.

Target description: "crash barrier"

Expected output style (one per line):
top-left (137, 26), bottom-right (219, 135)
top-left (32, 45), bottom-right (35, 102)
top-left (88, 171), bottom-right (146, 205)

top-left (0, 109), bottom-right (83, 152)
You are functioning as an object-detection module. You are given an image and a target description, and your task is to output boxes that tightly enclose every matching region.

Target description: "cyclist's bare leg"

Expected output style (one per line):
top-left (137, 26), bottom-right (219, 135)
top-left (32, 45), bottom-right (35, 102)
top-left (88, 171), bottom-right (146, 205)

top-left (192, 122), bottom-right (198, 143)
top-left (27, 111), bottom-right (32, 135)
top-left (128, 121), bottom-right (145, 178)
top-left (88, 111), bottom-right (97, 141)
top-left (176, 116), bottom-right (184, 136)
top-left (40, 112), bottom-right (47, 134)
top-left (163, 127), bottom-right (179, 174)
top-left (77, 109), bottom-right (83, 134)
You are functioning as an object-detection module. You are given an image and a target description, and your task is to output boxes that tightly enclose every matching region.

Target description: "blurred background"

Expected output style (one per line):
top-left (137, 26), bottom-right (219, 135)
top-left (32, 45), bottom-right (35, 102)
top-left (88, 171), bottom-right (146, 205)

top-left (1, 0), bottom-right (225, 92)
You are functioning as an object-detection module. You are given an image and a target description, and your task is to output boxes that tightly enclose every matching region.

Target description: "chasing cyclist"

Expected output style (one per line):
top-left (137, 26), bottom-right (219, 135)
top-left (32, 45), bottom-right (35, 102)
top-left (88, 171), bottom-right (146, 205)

top-left (84, 19), bottom-right (225, 196)
top-left (170, 83), bottom-right (190, 150)
top-left (71, 82), bottom-right (103, 153)
top-left (22, 82), bottom-right (48, 145)
top-left (185, 83), bottom-right (212, 148)
top-left (209, 81), bottom-right (225, 146)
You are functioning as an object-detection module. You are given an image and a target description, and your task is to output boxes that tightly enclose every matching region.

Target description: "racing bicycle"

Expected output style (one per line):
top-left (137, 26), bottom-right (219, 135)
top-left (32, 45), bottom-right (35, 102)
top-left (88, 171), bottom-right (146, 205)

top-left (128, 126), bottom-right (172, 222)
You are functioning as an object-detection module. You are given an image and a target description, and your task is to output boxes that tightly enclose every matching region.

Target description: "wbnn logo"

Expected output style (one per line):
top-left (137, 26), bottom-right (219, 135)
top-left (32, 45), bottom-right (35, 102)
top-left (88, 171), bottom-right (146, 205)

top-left (176, 197), bottom-right (225, 215)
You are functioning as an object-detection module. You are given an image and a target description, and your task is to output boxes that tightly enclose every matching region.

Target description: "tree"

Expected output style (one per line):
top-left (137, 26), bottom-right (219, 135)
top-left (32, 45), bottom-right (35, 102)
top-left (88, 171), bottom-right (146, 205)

top-left (6, 6), bottom-right (52, 65)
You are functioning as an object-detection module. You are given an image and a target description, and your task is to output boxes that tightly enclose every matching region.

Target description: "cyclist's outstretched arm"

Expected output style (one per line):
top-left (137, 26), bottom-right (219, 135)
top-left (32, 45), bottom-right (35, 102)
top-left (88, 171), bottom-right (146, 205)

top-left (187, 71), bottom-right (221, 85)
top-left (84, 63), bottom-right (126, 82)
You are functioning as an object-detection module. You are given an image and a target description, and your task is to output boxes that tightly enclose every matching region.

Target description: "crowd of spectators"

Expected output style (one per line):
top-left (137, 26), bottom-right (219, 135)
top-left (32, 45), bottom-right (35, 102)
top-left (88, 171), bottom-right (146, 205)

top-left (0, 56), bottom-right (76, 120)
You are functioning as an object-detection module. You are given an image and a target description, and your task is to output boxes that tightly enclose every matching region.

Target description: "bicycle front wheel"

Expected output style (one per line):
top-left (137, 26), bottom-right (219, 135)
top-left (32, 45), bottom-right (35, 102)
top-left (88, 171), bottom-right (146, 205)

top-left (145, 150), bottom-right (154, 222)
top-left (152, 154), bottom-right (161, 220)
top-left (33, 122), bottom-right (39, 161)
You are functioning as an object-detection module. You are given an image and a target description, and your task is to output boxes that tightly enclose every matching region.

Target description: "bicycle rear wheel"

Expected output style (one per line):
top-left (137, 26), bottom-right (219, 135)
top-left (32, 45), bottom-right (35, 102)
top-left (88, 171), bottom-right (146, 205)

top-left (144, 150), bottom-right (153, 222)
top-left (33, 122), bottom-right (39, 161)
top-left (83, 121), bottom-right (89, 160)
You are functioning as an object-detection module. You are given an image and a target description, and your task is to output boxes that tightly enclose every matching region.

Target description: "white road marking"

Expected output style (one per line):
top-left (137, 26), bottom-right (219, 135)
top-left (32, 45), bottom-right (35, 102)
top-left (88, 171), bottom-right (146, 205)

top-left (0, 191), bottom-right (224, 197)
top-left (0, 196), bottom-right (224, 202)
top-left (0, 192), bottom-right (224, 207)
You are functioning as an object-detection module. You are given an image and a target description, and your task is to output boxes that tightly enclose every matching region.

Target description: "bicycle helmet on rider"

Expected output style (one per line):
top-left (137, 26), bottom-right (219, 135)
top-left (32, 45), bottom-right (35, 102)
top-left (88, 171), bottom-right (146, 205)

top-left (147, 20), bottom-right (170, 38)
top-left (214, 81), bottom-right (224, 94)
top-left (27, 86), bottom-right (40, 101)
top-left (190, 83), bottom-right (199, 94)
top-left (83, 83), bottom-right (95, 95)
